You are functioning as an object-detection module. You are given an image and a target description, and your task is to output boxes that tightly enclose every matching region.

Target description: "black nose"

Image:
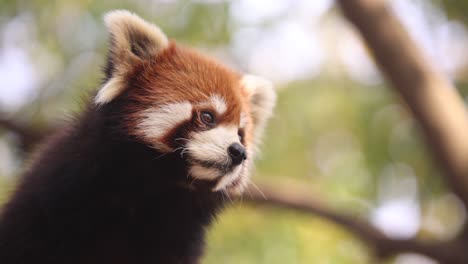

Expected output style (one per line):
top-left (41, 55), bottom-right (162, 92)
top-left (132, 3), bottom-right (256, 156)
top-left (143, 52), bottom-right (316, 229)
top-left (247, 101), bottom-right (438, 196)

top-left (228, 143), bottom-right (247, 166)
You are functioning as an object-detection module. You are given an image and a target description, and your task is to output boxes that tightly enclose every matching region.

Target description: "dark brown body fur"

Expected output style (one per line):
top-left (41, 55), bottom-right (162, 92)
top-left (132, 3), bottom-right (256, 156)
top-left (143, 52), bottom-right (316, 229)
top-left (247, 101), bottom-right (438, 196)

top-left (0, 102), bottom-right (224, 263)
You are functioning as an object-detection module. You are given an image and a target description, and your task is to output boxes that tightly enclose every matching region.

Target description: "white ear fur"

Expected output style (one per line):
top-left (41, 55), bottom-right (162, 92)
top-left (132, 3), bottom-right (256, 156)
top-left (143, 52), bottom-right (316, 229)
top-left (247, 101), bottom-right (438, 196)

top-left (95, 77), bottom-right (126, 105)
top-left (95, 10), bottom-right (169, 105)
top-left (104, 10), bottom-right (169, 60)
top-left (241, 74), bottom-right (276, 145)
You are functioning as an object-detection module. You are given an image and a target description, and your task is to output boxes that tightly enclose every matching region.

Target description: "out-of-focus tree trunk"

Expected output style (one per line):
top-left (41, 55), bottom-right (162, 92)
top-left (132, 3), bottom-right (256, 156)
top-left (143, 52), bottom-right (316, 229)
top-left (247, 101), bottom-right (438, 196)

top-left (338, 0), bottom-right (468, 208)
top-left (250, 0), bottom-right (468, 262)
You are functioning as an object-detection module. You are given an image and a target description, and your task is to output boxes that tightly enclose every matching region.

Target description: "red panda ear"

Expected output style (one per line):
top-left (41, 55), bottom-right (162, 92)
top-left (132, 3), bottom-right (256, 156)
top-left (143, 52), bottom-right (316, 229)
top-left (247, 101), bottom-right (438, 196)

top-left (95, 10), bottom-right (169, 105)
top-left (241, 75), bottom-right (276, 144)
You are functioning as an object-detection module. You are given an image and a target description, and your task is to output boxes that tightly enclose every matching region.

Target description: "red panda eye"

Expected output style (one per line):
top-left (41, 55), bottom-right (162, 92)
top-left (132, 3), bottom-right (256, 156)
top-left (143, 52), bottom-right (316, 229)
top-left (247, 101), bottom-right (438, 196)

top-left (200, 111), bottom-right (215, 125)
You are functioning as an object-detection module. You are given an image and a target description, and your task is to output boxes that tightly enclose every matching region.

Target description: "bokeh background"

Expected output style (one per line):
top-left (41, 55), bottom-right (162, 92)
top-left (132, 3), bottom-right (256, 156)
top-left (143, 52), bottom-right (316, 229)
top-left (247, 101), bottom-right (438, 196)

top-left (1, 0), bottom-right (468, 263)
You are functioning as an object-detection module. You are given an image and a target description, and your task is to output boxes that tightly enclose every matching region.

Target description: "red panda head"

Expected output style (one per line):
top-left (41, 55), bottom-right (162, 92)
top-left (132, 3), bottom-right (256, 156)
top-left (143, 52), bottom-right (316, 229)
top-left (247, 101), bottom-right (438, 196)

top-left (96, 10), bottom-right (276, 195)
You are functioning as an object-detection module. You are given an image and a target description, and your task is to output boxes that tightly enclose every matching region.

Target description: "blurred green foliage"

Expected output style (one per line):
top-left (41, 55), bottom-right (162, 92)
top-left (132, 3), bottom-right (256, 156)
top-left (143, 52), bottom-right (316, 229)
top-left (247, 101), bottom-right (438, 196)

top-left (256, 79), bottom-right (445, 204)
top-left (204, 205), bottom-right (370, 264)
top-left (1, 0), bottom-right (468, 263)
top-left (442, 0), bottom-right (468, 25)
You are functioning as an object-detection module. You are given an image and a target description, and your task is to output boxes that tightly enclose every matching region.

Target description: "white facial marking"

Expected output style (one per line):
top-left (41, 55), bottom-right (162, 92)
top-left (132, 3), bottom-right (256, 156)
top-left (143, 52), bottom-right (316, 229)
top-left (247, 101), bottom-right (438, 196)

top-left (187, 125), bottom-right (239, 163)
top-left (213, 165), bottom-right (242, 191)
top-left (137, 101), bottom-right (192, 151)
top-left (210, 94), bottom-right (227, 115)
top-left (187, 124), bottom-right (247, 187)
top-left (198, 94), bottom-right (227, 115)
top-left (189, 165), bottom-right (220, 180)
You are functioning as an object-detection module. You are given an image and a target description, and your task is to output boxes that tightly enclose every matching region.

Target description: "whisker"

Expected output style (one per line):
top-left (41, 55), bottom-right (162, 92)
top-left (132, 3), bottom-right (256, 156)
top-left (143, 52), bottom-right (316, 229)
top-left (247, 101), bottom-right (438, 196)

top-left (189, 177), bottom-right (198, 188)
top-left (220, 192), bottom-right (227, 203)
top-left (186, 170), bottom-right (201, 189)
top-left (225, 191), bottom-right (233, 204)
top-left (248, 180), bottom-right (267, 200)
top-left (238, 191), bottom-right (244, 205)
top-left (153, 152), bottom-right (169, 160)
top-left (244, 183), bottom-right (253, 198)
top-left (172, 146), bottom-right (184, 153)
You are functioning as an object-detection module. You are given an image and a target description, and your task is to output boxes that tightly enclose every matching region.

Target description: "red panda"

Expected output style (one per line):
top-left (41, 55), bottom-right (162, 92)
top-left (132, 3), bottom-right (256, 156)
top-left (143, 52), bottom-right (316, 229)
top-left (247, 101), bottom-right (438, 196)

top-left (0, 10), bottom-right (275, 264)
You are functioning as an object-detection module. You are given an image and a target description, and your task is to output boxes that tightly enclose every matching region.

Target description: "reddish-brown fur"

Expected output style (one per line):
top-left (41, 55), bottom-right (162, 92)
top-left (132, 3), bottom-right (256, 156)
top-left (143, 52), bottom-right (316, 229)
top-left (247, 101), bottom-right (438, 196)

top-left (119, 42), bottom-right (254, 151)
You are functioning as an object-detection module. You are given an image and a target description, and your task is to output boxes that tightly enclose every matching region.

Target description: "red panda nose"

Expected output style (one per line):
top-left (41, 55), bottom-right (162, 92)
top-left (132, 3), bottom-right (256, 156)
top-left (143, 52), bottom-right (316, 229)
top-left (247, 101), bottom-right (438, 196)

top-left (228, 143), bottom-right (247, 166)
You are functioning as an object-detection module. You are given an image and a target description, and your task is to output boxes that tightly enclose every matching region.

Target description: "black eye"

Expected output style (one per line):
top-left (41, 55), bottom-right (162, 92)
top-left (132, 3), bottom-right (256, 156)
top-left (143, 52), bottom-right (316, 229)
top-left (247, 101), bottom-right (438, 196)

top-left (200, 111), bottom-right (215, 125)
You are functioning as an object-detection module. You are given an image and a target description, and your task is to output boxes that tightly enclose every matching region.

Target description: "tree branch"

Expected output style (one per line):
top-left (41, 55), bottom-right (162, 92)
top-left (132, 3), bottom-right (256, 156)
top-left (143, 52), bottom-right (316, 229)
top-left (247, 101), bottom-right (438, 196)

top-left (337, 0), bottom-right (468, 208)
top-left (245, 182), bottom-right (467, 263)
